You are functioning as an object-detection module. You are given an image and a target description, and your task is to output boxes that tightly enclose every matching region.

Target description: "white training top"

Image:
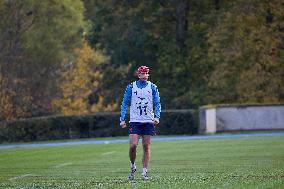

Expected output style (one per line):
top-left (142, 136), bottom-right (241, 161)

top-left (130, 81), bottom-right (154, 123)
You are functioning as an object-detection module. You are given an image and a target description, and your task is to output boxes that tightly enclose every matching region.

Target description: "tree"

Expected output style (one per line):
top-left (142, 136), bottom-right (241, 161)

top-left (83, 0), bottom-right (193, 109)
top-left (176, 0), bottom-right (190, 52)
top-left (52, 41), bottom-right (111, 115)
top-left (154, 0), bottom-right (221, 108)
top-left (0, 0), bottom-right (87, 120)
top-left (207, 0), bottom-right (284, 103)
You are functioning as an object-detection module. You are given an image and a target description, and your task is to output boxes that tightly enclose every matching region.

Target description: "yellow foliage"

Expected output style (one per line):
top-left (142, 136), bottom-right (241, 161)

top-left (0, 74), bottom-right (33, 121)
top-left (90, 96), bottom-right (118, 112)
top-left (52, 41), bottom-right (113, 115)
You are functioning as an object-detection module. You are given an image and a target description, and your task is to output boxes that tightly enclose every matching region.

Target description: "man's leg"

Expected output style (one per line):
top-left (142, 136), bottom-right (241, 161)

top-left (141, 135), bottom-right (151, 180)
top-left (129, 134), bottom-right (139, 163)
top-left (128, 134), bottom-right (139, 180)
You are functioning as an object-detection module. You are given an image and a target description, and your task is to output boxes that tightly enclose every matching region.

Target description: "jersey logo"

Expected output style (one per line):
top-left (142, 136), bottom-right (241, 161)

top-left (136, 97), bottom-right (148, 116)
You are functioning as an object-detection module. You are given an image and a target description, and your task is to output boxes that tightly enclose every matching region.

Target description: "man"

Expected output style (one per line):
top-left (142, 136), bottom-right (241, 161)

top-left (120, 65), bottom-right (161, 180)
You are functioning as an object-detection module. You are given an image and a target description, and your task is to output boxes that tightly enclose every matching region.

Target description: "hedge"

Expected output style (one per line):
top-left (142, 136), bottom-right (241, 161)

top-left (0, 109), bottom-right (198, 143)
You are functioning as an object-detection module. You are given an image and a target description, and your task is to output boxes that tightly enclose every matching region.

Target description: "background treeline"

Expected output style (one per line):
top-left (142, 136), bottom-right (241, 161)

top-left (0, 0), bottom-right (283, 121)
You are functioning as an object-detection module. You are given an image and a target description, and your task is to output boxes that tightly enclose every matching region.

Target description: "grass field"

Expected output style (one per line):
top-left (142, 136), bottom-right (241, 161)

top-left (0, 135), bottom-right (284, 189)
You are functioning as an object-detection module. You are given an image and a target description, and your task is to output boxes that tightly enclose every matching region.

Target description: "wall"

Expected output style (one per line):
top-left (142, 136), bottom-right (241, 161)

top-left (199, 104), bottom-right (284, 134)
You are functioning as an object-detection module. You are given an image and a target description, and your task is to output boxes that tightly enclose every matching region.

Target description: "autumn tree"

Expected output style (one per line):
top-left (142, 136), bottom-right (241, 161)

top-left (52, 41), bottom-right (111, 115)
top-left (0, 0), bottom-right (87, 120)
top-left (207, 0), bottom-right (284, 103)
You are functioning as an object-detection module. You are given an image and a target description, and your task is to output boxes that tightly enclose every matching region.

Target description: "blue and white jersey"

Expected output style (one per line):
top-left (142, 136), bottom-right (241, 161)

top-left (120, 80), bottom-right (161, 122)
top-left (130, 81), bottom-right (154, 122)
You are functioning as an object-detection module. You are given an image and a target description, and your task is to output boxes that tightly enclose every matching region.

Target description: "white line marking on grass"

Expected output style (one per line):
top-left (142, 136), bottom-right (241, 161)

top-left (102, 151), bottom-right (116, 156)
top-left (53, 162), bottom-right (72, 168)
top-left (9, 173), bottom-right (32, 181)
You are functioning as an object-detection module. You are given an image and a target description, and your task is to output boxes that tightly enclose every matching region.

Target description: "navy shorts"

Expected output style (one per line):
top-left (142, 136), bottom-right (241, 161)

top-left (129, 122), bottom-right (156, 136)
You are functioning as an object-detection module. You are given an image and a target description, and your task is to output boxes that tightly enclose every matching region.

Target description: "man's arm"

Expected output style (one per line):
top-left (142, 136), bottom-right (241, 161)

top-left (151, 83), bottom-right (161, 121)
top-left (120, 83), bottom-right (133, 122)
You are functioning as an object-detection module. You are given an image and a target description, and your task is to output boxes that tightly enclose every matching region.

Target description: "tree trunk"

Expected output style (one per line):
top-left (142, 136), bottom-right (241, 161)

top-left (214, 0), bottom-right (220, 10)
top-left (176, 0), bottom-right (189, 53)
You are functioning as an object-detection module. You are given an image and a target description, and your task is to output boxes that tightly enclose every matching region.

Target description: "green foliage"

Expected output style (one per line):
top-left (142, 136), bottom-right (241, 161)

top-left (0, 112), bottom-right (122, 142)
top-left (84, 0), bottom-right (284, 109)
top-left (1, 0), bottom-right (284, 121)
top-left (82, 1), bottom-right (221, 109)
top-left (155, 0), bottom-right (219, 109)
top-left (84, 0), bottom-right (180, 108)
top-left (0, 110), bottom-right (198, 143)
top-left (207, 0), bottom-right (284, 103)
top-left (0, 0), bottom-right (88, 120)
top-left (158, 109), bottom-right (198, 135)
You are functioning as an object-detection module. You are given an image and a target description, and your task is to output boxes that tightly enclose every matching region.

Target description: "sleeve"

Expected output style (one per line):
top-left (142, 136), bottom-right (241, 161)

top-left (120, 83), bottom-right (133, 122)
top-left (151, 83), bottom-right (161, 119)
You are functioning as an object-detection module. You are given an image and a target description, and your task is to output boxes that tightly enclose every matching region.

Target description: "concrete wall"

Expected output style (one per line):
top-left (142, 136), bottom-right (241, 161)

top-left (199, 104), bottom-right (284, 134)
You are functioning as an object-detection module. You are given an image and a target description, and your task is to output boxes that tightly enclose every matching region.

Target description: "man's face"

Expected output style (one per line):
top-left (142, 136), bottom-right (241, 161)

top-left (138, 72), bottom-right (149, 81)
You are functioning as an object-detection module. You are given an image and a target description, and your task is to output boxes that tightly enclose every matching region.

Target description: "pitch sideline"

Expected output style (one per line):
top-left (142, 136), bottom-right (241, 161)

top-left (0, 132), bottom-right (284, 149)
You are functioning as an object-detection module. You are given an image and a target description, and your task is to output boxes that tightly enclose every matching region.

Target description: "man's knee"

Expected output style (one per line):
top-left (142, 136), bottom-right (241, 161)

top-left (142, 136), bottom-right (151, 149)
top-left (143, 143), bottom-right (150, 152)
top-left (130, 143), bottom-right (138, 150)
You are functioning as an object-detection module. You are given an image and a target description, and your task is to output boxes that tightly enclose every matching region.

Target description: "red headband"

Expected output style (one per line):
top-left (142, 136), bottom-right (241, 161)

top-left (137, 66), bottom-right (150, 74)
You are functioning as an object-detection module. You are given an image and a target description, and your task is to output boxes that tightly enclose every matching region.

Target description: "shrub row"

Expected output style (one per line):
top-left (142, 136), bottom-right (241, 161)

top-left (0, 110), bottom-right (198, 143)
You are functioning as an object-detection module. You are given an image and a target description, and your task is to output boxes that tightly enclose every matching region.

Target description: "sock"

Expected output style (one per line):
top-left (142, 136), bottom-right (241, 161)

top-left (142, 168), bottom-right (147, 174)
top-left (130, 162), bottom-right (136, 169)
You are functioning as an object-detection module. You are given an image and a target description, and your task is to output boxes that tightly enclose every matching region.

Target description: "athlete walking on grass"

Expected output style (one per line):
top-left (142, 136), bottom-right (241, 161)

top-left (120, 66), bottom-right (161, 180)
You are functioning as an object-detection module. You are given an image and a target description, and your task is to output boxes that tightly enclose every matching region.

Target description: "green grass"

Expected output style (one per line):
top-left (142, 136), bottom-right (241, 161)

top-left (0, 136), bottom-right (284, 189)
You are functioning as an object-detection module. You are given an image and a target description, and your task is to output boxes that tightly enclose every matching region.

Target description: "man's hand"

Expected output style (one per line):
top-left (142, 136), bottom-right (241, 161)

top-left (120, 121), bottom-right (126, 128)
top-left (152, 118), bottom-right (159, 125)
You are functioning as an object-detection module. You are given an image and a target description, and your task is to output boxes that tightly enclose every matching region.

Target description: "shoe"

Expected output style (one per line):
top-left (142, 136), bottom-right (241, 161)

top-left (128, 167), bottom-right (136, 180)
top-left (141, 171), bottom-right (149, 180)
